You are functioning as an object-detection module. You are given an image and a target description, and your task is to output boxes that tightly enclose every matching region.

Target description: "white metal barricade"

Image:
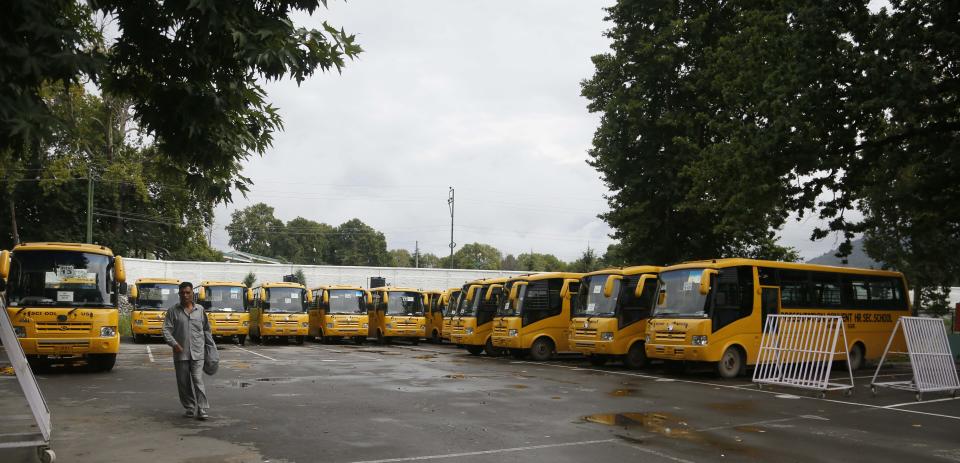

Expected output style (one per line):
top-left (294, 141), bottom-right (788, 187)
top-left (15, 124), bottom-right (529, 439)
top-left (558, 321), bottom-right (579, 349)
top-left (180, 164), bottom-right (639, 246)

top-left (753, 314), bottom-right (854, 397)
top-left (870, 316), bottom-right (960, 401)
top-left (0, 297), bottom-right (56, 462)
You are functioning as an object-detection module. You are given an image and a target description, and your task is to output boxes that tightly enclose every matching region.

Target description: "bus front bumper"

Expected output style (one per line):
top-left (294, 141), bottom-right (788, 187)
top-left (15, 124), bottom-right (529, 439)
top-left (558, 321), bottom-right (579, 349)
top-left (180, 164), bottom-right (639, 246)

top-left (492, 335), bottom-right (522, 349)
top-left (384, 327), bottom-right (424, 338)
top-left (646, 343), bottom-right (707, 361)
top-left (261, 327), bottom-right (308, 336)
top-left (325, 327), bottom-right (368, 337)
top-left (570, 338), bottom-right (616, 354)
top-left (19, 336), bottom-right (119, 356)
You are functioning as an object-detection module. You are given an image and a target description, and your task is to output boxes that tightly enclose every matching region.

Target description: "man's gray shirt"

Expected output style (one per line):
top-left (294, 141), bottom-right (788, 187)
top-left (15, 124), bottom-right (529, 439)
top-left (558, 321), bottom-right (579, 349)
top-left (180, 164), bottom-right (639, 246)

top-left (162, 303), bottom-right (214, 361)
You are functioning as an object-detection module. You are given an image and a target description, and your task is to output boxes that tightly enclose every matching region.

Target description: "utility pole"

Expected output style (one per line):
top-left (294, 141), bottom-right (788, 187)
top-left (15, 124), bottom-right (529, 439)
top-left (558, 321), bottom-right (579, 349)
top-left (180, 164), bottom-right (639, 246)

top-left (86, 168), bottom-right (94, 243)
top-left (447, 187), bottom-right (455, 268)
top-left (415, 241), bottom-right (419, 268)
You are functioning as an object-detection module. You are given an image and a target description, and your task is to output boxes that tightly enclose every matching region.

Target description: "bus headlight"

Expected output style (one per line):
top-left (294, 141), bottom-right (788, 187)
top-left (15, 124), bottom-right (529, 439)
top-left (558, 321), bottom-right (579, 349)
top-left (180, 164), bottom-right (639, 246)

top-left (600, 332), bottom-right (614, 341)
top-left (508, 329), bottom-right (518, 337)
top-left (242, 321), bottom-right (249, 327)
top-left (691, 335), bottom-right (708, 346)
top-left (14, 326), bottom-right (26, 338)
top-left (134, 319), bottom-right (143, 325)
top-left (301, 322), bottom-right (309, 328)
top-left (327, 323), bottom-right (334, 329)
top-left (465, 327), bottom-right (474, 335)
top-left (386, 323), bottom-right (393, 329)
top-left (100, 326), bottom-right (117, 337)
top-left (362, 323), bottom-right (368, 328)
top-left (645, 334), bottom-right (651, 343)
top-left (264, 322), bottom-right (272, 328)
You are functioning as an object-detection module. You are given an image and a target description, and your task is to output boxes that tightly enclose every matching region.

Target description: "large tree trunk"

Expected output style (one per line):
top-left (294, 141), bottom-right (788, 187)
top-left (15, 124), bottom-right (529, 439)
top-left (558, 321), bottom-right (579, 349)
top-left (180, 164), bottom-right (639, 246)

top-left (8, 195), bottom-right (19, 245)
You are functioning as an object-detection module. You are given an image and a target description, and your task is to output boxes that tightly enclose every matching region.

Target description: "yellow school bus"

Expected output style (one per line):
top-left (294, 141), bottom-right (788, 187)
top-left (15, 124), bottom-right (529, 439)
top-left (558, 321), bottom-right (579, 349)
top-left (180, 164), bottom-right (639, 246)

top-left (309, 285), bottom-right (371, 344)
top-left (569, 266), bottom-right (661, 368)
top-left (196, 281), bottom-right (253, 345)
top-left (368, 286), bottom-right (426, 345)
top-left (423, 290), bottom-right (445, 343)
top-left (129, 278), bottom-right (180, 343)
top-left (250, 282), bottom-right (313, 344)
top-left (645, 258), bottom-right (911, 378)
top-left (451, 278), bottom-right (508, 356)
top-left (492, 272), bottom-right (583, 361)
top-left (441, 288), bottom-right (462, 342)
top-left (0, 242), bottom-right (126, 371)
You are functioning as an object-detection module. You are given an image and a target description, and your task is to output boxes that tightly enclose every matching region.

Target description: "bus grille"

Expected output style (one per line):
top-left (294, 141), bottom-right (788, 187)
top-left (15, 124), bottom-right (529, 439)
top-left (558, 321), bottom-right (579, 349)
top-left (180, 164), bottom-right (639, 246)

top-left (655, 331), bottom-right (686, 342)
top-left (274, 320), bottom-right (300, 326)
top-left (37, 340), bottom-right (90, 349)
top-left (336, 320), bottom-right (360, 327)
top-left (35, 323), bottom-right (92, 334)
top-left (574, 328), bottom-right (597, 338)
top-left (493, 327), bottom-right (508, 336)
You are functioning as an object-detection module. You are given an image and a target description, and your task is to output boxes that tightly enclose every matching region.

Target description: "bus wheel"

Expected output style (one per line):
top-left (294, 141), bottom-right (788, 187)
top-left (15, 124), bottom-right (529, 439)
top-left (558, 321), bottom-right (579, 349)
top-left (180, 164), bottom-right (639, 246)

top-left (237, 335), bottom-right (246, 346)
top-left (717, 346), bottom-right (744, 379)
top-left (88, 354), bottom-right (117, 372)
top-left (354, 336), bottom-right (365, 345)
top-left (431, 330), bottom-right (440, 344)
top-left (411, 338), bottom-right (420, 346)
top-left (466, 345), bottom-right (484, 355)
top-left (588, 355), bottom-right (608, 367)
top-left (510, 349), bottom-right (528, 360)
top-left (377, 330), bottom-right (386, 345)
top-left (847, 343), bottom-right (865, 371)
top-left (484, 338), bottom-right (503, 357)
top-left (529, 338), bottom-right (555, 362)
top-left (624, 343), bottom-right (649, 370)
top-left (132, 334), bottom-right (142, 344)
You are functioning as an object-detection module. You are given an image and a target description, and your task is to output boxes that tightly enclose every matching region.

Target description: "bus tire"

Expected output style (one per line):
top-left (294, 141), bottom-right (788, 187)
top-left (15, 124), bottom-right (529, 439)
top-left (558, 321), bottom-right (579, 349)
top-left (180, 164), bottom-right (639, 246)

top-left (132, 334), bottom-right (143, 344)
top-left (510, 349), bottom-right (528, 360)
top-left (484, 337), bottom-right (503, 357)
top-left (431, 330), bottom-right (440, 344)
top-left (377, 330), bottom-right (386, 345)
top-left (88, 354), bottom-right (117, 372)
top-left (466, 345), bottom-right (485, 355)
top-left (717, 346), bottom-right (744, 379)
top-left (354, 336), bottom-right (365, 345)
top-left (847, 343), bottom-right (865, 371)
top-left (624, 342), bottom-right (649, 370)
top-left (411, 338), bottom-right (419, 346)
top-left (529, 337), bottom-right (555, 362)
top-left (237, 335), bottom-right (246, 346)
top-left (295, 336), bottom-right (305, 345)
top-left (588, 355), bottom-right (608, 367)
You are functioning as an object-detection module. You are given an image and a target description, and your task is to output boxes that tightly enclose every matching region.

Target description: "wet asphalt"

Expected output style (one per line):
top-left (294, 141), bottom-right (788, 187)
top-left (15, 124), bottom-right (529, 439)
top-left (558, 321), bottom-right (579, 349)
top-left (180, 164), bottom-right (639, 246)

top-left (2, 338), bottom-right (960, 463)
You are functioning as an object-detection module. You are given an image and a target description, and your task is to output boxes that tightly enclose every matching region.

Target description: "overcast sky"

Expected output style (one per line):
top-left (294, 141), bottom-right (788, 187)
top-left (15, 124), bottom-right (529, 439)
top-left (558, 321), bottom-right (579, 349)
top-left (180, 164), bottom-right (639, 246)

top-left (211, 0), bottom-right (842, 262)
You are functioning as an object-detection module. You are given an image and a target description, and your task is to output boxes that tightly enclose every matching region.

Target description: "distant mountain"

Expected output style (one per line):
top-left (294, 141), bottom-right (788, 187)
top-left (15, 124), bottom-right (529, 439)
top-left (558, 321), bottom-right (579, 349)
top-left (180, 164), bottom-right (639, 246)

top-left (806, 239), bottom-right (884, 269)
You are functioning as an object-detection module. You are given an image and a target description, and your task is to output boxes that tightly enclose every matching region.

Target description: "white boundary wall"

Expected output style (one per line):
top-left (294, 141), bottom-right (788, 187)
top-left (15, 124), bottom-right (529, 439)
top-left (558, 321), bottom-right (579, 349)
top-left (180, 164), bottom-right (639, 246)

top-left (124, 258), bottom-right (528, 290)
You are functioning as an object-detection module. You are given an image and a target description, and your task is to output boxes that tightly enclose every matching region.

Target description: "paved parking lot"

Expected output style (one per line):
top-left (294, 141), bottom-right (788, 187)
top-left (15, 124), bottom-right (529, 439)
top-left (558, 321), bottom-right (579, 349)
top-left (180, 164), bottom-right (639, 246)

top-left (2, 339), bottom-right (960, 462)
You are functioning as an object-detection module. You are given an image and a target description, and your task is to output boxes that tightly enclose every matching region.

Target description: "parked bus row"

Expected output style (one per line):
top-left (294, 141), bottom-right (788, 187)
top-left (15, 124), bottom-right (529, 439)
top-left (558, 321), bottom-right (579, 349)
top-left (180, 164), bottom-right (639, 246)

top-left (1, 242), bottom-right (911, 378)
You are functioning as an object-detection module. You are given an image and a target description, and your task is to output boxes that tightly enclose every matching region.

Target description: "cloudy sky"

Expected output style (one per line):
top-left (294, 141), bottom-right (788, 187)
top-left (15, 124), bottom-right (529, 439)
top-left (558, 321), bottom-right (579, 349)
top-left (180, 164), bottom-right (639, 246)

top-left (211, 0), bottom-right (841, 262)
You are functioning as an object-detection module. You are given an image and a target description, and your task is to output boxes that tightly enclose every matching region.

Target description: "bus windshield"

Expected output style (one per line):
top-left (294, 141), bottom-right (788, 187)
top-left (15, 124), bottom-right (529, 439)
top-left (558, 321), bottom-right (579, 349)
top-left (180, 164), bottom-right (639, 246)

top-left (205, 286), bottom-right (247, 312)
top-left (386, 292), bottom-right (423, 315)
top-left (445, 291), bottom-right (461, 317)
top-left (573, 274), bottom-right (619, 317)
top-left (266, 287), bottom-right (306, 313)
top-left (7, 251), bottom-right (113, 307)
top-left (460, 286), bottom-right (482, 317)
top-left (497, 281), bottom-right (523, 316)
top-left (136, 283), bottom-right (178, 310)
top-left (328, 289), bottom-right (366, 314)
top-left (653, 269), bottom-right (709, 317)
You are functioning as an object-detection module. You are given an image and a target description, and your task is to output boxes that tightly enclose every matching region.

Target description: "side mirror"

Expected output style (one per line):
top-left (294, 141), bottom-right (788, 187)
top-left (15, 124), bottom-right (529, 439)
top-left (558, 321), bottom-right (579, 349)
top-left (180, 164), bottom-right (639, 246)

top-left (635, 274), bottom-right (654, 298)
top-left (466, 285), bottom-right (479, 302)
top-left (306, 290), bottom-right (314, 304)
top-left (259, 288), bottom-right (267, 301)
top-left (198, 287), bottom-right (206, 301)
top-left (365, 292), bottom-right (373, 305)
top-left (323, 291), bottom-right (330, 304)
top-left (509, 282), bottom-right (528, 301)
top-left (603, 275), bottom-right (623, 298)
top-left (0, 250), bottom-right (9, 279)
top-left (658, 290), bottom-right (666, 306)
top-left (246, 288), bottom-right (254, 302)
top-left (129, 284), bottom-right (139, 299)
top-left (485, 284), bottom-right (503, 301)
top-left (699, 269), bottom-right (718, 295)
top-left (114, 256), bottom-right (126, 283)
top-left (560, 278), bottom-right (579, 299)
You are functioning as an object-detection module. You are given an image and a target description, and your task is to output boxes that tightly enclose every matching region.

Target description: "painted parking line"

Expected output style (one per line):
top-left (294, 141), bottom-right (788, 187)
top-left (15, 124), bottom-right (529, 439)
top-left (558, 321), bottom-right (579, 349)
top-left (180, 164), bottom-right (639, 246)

top-left (348, 439), bottom-right (618, 463)
top-left (146, 345), bottom-right (155, 363)
top-left (502, 358), bottom-right (960, 421)
top-left (611, 440), bottom-right (696, 463)
top-left (309, 345), bottom-right (383, 361)
top-left (883, 396), bottom-right (960, 409)
top-left (233, 346), bottom-right (277, 361)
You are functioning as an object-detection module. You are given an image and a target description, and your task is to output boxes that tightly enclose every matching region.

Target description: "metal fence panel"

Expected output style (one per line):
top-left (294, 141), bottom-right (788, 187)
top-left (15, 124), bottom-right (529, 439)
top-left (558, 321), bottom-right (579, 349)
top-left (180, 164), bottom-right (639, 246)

top-left (871, 316), bottom-right (960, 401)
top-left (753, 314), bottom-right (854, 396)
top-left (0, 297), bottom-right (51, 448)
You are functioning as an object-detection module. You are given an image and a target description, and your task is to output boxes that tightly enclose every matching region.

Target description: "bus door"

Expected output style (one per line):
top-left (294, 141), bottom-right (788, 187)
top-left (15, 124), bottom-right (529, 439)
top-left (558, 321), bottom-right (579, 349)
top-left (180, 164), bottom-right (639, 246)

top-left (760, 286), bottom-right (780, 332)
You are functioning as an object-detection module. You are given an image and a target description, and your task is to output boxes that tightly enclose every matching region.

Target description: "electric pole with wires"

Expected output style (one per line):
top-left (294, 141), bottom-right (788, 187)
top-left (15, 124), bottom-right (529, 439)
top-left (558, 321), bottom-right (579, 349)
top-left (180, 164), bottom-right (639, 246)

top-left (448, 187), bottom-right (455, 268)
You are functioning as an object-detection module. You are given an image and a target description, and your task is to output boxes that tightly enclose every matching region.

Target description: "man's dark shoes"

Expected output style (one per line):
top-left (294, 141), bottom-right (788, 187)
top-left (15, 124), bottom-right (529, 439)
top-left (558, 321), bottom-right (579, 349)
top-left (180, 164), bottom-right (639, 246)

top-left (184, 409), bottom-right (195, 418)
top-left (197, 409), bottom-right (209, 420)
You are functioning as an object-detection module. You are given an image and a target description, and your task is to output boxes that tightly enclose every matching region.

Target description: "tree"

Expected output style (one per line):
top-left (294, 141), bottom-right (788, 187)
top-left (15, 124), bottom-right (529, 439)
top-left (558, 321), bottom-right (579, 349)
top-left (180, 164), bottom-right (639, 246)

top-left (331, 219), bottom-right (389, 266)
top-left (389, 249), bottom-right (413, 267)
top-left (569, 247), bottom-right (605, 273)
top-left (516, 252), bottom-right (567, 272)
top-left (226, 203), bottom-right (283, 257)
top-left (449, 243), bottom-right (502, 270)
top-left (274, 217), bottom-right (334, 264)
top-left (292, 269), bottom-right (308, 288)
top-left (418, 253), bottom-right (442, 269)
top-left (501, 254), bottom-right (519, 271)
top-left (243, 272), bottom-right (257, 288)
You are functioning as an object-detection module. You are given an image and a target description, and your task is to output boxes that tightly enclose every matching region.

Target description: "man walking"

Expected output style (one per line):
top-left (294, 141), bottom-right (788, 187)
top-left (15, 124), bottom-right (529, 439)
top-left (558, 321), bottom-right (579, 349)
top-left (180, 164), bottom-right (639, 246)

top-left (162, 281), bottom-right (215, 420)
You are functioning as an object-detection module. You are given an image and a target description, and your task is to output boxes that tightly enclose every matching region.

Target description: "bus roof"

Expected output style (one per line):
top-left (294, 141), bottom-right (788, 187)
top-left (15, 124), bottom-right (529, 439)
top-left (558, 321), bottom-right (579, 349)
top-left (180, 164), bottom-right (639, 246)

top-left (518, 272), bottom-right (584, 282)
top-left (664, 258), bottom-right (904, 278)
top-left (255, 282), bottom-right (307, 289)
top-left (370, 286), bottom-right (423, 292)
top-left (582, 265), bottom-right (661, 278)
top-left (199, 280), bottom-right (247, 287)
top-left (13, 242), bottom-right (115, 256)
top-left (310, 285), bottom-right (368, 291)
top-left (136, 278), bottom-right (181, 285)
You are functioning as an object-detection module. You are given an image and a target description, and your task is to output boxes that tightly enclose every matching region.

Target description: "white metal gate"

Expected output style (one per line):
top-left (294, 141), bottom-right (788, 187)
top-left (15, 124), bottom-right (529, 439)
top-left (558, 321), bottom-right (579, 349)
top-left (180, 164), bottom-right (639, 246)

top-left (0, 297), bottom-right (55, 461)
top-left (870, 316), bottom-right (960, 401)
top-left (753, 314), bottom-right (854, 397)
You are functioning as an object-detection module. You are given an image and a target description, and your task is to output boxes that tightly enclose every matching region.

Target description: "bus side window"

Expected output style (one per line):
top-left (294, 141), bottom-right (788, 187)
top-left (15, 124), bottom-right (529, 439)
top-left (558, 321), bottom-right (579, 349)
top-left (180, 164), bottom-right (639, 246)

top-left (618, 276), bottom-right (655, 330)
top-left (712, 266), bottom-right (753, 331)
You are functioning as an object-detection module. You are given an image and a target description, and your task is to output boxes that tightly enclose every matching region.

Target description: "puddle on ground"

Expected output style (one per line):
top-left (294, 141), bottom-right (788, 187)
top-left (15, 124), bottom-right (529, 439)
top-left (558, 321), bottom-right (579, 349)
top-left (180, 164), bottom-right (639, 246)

top-left (508, 384), bottom-right (528, 389)
top-left (706, 401), bottom-right (754, 413)
top-left (734, 426), bottom-right (766, 433)
top-left (551, 396), bottom-right (562, 400)
top-left (583, 412), bottom-right (760, 456)
top-left (609, 388), bottom-right (639, 397)
top-left (445, 374), bottom-right (467, 379)
top-left (414, 355), bottom-right (437, 360)
top-left (255, 377), bottom-right (296, 383)
top-left (227, 380), bottom-right (253, 388)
